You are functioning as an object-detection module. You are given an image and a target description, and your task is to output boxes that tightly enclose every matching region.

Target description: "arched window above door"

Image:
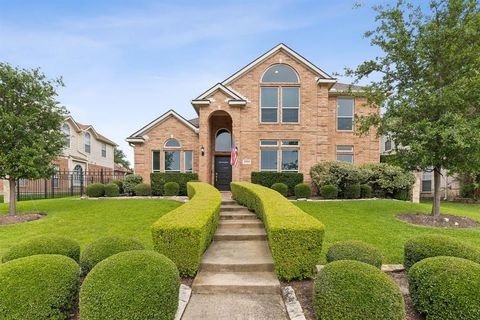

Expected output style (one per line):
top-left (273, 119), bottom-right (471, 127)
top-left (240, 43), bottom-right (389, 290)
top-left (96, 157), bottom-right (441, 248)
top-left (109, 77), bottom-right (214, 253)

top-left (215, 129), bottom-right (231, 152)
top-left (261, 64), bottom-right (299, 83)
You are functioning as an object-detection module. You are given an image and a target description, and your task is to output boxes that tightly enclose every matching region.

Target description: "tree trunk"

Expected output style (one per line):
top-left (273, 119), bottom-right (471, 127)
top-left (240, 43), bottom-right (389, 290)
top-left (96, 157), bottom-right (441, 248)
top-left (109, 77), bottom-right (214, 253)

top-left (431, 167), bottom-right (442, 218)
top-left (8, 178), bottom-right (16, 216)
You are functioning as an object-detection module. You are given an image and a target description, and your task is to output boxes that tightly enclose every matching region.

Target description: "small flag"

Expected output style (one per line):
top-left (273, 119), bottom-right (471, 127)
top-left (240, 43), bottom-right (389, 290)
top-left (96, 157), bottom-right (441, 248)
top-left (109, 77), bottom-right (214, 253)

top-left (230, 143), bottom-right (238, 167)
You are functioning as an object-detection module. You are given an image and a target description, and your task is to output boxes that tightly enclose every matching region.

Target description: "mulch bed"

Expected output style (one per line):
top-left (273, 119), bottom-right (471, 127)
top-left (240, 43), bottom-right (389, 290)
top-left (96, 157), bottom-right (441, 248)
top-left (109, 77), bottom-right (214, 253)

top-left (397, 212), bottom-right (480, 228)
top-left (0, 212), bottom-right (46, 225)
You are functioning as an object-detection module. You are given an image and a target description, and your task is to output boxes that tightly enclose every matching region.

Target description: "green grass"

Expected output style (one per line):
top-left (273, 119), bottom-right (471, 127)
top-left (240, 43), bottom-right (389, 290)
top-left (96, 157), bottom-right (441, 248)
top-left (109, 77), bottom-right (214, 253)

top-left (0, 198), bottom-right (181, 260)
top-left (295, 200), bottom-right (480, 264)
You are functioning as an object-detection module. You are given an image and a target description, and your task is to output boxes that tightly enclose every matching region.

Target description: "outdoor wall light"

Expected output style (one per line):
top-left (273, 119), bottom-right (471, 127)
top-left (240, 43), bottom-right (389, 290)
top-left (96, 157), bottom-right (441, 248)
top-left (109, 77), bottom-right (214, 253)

top-left (201, 145), bottom-right (205, 156)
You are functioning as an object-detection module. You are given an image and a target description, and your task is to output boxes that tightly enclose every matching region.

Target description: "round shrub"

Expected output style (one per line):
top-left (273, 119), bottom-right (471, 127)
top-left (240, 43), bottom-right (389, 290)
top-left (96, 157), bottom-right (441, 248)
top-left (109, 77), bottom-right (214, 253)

top-left (112, 179), bottom-right (124, 194)
top-left (123, 174), bottom-right (143, 195)
top-left (104, 182), bottom-right (120, 197)
top-left (314, 260), bottom-right (405, 320)
top-left (164, 181), bottom-right (180, 196)
top-left (0, 254), bottom-right (80, 320)
top-left (80, 250), bottom-right (180, 320)
top-left (320, 184), bottom-right (338, 199)
top-left (404, 234), bottom-right (480, 270)
top-left (326, 240), bottom-right (383, 269)
top-left (271, 182), bottom-right (288, 197)
top-left (86, 183), bottom-right (105, 197)
top-left (409, 256), bottom-right (480, 320)
top-left (360, 184), bottom-right (373, 198)
top-left (2, 235), bottom-right (80, 263)
top-left (80, 236), bottom-right (145, 275)
top-left (460, 183), bottom-right (476, 198)
top-left (294, 183), bottom-right (311, 199)
top-left (134, 183), bottom-right (151, 196)
top-left (344, 183), bottom-right (361, 199)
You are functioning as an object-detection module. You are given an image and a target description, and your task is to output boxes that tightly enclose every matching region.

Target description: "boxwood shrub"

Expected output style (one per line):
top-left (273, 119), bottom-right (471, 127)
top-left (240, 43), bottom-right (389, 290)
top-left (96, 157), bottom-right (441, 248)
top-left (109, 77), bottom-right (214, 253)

top-left (134, 183), bottom-right (151, 196)
top-left (326, 240), bottom-right (383, 269)
top-left (164, 181), bottom-right (180, 196)
top-left (152, 182), bottom-right (221, 276)
top-left (360, 184), bottom-right (373, 198)
top-left (2, 235), bottom-right (80, 263)
top-left (80, 236), bottom-right (145, 275)
top-left (104, 182), bottom-right (120, 197)
top-left (344, 183), bottom-right (361, 199)
top-left (294, 183), bottom-right (311, 199)
top-left (314, 260), bottom-right (405, 320)
top-left (0, 254), bottom-right (80, 320)
top-left (112, 180), bottom-right (124, 194)
top-left (271, 182), bottom-right (288, 197)
top-left (150, 172), bottom-right (198, 196)
top-left (86, 183), bottom-right (105, 197)
top-left (409, 256), bottom-right (480, 320)
top-left (320, 184), bottom-right (338, 199)
top-left (80, 250), bottom-right (180, 320)
top-left (231, 182), bottom-right (325, 280)
top-left (123, 174), bottom-right (143, 195)
top-left (251, 171), bottom-right (303, 196)
top-left (404, 234), bottom-right (480, 270)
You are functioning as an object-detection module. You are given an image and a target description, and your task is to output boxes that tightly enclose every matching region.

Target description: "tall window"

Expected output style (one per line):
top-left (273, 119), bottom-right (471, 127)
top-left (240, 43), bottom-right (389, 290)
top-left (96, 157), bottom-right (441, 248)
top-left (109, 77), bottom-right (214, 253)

top-left (84, 133), bottom-right (91, 153)
top-left (73, 164), bottom-right (83, 187)
top-left (215, 129), bottom-right (231, 152)
top-left (260, 64), bottom-right (300, 123)
top-left (62, 124), bottom-right (70, 148)
top-left (152, 151), bottom-right (160, 172)
top-left (385, 138), bottom-right (392, 152)
top-left (164, 151), bottom-right (180, 172)
top-left (53, 165), bottom-right (60, 188)
top-left (422, 170), bottom-right (432, 192)
top-left (101, 143), bottom-right (107, 158)
top-left (337, 97), bottom-right (354, 131)
top-left (336, 145), bottom-right (354, 163)
top-left (260, 140), bottom-right (299, 172)
top-left (184, 151), bottom-right (193, 173)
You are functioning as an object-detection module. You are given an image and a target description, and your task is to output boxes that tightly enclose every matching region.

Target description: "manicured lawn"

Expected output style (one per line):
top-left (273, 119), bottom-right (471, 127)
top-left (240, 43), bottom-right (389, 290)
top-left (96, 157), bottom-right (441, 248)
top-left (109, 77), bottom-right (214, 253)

top-left (0, 198), bottom-right (181, 259)
top-left (295, 200), bottom-right (480, 264)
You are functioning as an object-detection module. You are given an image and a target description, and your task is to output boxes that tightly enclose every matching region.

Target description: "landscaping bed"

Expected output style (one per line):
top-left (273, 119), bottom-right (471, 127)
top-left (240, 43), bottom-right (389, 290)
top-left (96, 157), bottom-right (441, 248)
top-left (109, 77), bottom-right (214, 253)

top-left (0, 212), bottom-right (45, 225)
top-left (397, 212), bottom-right (479, 228)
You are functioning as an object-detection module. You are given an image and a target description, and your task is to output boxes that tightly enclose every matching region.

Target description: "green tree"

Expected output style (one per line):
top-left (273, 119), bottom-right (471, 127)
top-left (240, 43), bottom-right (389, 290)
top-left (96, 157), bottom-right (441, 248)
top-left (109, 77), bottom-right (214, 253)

top-left (348, 0), bottom-right (480, 216)
top-left (114, 148), bottom-right (131, 169)
top-left (0, 63), bottom-right (67, 215)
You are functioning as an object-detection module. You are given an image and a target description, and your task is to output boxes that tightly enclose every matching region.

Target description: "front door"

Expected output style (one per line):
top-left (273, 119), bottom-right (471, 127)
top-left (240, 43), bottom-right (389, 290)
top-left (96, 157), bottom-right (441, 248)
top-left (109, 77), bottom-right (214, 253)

top-left (214, 156), bottom-right (232, 191)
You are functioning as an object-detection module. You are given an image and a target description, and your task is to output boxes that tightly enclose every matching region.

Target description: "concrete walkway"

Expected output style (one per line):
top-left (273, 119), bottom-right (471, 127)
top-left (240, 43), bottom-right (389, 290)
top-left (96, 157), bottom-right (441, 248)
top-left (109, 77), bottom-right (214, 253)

top-left (182, 194), bottom-right (288, 320)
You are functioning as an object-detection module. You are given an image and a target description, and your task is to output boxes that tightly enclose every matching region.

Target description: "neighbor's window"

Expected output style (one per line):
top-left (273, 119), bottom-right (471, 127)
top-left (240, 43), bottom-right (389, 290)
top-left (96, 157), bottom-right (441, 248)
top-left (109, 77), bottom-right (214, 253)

top-left (53, 165), bottom-right (60, 188)
top-left (164, 138), bottom-right (180, 148)
top-left (62, 124), bottom-right (70, 148)
top-left (422, 170), bottom-right (432, 192)
top-left (337, 97), bottom-right (354, 131)
top-left (384, 138), bottom-right (392, 152)
top-left (184, 151), bottom-right (193, 173)
top-left (336, 145), bottom-right (354, 163)
top-left (164, 151), bottom-right (180, 172)
top-left (260, 139), bottom-right (299, 172)
top-left (84, 133), bottom-right (91, 153)
top-left (101, 143), bottom-right (107, 158)
top-left (152, 151), bottom-right (160, 172)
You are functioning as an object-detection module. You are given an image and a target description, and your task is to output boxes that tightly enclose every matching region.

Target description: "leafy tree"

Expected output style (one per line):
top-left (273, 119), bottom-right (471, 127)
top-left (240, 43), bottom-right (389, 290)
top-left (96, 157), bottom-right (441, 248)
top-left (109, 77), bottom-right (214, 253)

top-left (114, 148), bottom-right (131, 169)
top-left (0, 63), bottom-right (67, 215)
top-left (347, 0), bottom-right (480, 216)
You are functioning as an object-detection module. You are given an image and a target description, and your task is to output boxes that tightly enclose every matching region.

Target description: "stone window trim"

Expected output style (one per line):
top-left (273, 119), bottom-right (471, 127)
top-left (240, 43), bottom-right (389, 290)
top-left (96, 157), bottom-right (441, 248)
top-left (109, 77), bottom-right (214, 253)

top-left (336, 145), bottom-right (354, 164)
top-left (336, 97), bottom-right (355, 132)
top-left (259, 139), bottom-right (300, 172)
top-left (151, 149), bottom-right (194, 173)
top-left (164, 138), bottom-right (181, 148)
top-left (260, 85), bottom-right (301, 125)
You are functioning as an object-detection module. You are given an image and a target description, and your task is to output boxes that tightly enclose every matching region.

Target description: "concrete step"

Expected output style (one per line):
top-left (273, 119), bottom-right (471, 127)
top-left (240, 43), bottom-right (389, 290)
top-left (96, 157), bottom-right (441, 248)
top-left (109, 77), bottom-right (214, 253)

top-left (221, 200), bottom-right (237, 205)
top-left (221, 205), bottom-right (247, 212)
top-left (192, 271), bottom-right (280, 294)
top-left (220, 212), bottom-right (257, 220)
top-left (218, 220), bottom-right (263, 228)
top-left (201, 240), bottom-right (274, 272)
top-left (214, 226), bottom-right (267, 241)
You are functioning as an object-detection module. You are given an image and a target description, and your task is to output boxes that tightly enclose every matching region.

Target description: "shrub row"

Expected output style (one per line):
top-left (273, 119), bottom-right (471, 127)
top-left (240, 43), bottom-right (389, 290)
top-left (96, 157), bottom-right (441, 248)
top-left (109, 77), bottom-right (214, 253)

top-left (231, 182), bottom-right (325, 280)
top-left (151, 182), bottom-right (221, 276)
top-left (86, 182), bottom-right (121, 197)
top-left (150, 172), bottom-right (198, 196)
top-left (251, 172), bottom-right (303, 196)
top-left (123, 174), bottom-right (143, 195)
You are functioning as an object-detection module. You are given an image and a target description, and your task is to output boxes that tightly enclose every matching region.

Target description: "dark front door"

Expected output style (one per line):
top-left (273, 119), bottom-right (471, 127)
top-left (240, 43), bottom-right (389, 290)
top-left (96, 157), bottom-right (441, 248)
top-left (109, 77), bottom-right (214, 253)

top-left (214, 156), bottom-right (232, 191)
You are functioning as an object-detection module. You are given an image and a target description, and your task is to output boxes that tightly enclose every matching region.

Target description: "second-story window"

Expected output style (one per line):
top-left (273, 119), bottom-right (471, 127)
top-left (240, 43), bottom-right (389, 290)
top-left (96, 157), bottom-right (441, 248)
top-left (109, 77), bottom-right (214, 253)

top-left (84, 133), bottom-right (91, 153)
top-left (62, 124), bottom-right (70, 148)
top-left (337, 97), bottom-right (354, 131)
top-left (101, 143), bottom-right (107, 158)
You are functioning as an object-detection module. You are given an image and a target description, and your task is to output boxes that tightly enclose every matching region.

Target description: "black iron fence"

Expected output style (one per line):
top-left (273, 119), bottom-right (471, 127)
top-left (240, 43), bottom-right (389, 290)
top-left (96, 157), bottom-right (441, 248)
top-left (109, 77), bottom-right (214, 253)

top-left (16, 170), bottom-right (127, 201)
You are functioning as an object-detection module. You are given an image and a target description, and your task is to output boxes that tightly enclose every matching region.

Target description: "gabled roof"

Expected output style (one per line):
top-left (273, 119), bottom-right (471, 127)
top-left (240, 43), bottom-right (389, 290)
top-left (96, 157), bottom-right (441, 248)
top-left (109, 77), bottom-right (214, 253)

top-left (65, 116), bottom-right (117, 146)
top-left (194, 83), bottom-right (245, 101)
top-left (126, 109), bottom-right (199, 143)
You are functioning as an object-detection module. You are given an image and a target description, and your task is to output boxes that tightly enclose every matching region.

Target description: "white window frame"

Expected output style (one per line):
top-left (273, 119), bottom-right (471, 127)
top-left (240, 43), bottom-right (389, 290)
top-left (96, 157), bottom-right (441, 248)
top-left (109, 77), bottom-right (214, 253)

top-left (163, 150), bottom-right (181, 172)
top-left (336, 145), bottom-right (354, 163)
top-left (259, 139), bottom-right (300, 172)
top-left (184, 150), bottom-right (193, 173)
top-left (164, 138), bottom-right (181, 148)
top-left (152, 150), bottom-right (161, 173)
top-left (336, 97), bottom-right (355, 132)
top-left (422, 169), bottom-right (433, 192)
top-left (84, 133), bottom-right (91, 153)
top-left (62, 124), bottom-right (70, 148)
top-left (281, 86), bottom-right (300, 124)
top-left (101, 143), bottom-right (107, 158)
top-left (260, 87), bottom-right (279, 124)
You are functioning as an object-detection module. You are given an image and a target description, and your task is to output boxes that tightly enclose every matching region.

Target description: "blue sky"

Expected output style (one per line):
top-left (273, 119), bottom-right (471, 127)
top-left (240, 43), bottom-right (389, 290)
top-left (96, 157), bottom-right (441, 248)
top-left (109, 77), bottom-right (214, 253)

top-left (0, 0), bottom-right (406, 162)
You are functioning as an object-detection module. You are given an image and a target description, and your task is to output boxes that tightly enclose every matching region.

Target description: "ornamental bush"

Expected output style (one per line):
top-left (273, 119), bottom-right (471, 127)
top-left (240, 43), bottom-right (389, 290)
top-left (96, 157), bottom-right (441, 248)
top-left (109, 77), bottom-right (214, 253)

top-left (104, 183), bottom-right (120, 197)
top-left (2, 235), bottom-right (80, 263)
top-left (344, 183), bottom-right (361, 199)
top-left (360, 184), bottom-right (373, 198)
top-left (310, 161), bottom-right (362, 196)
top-left (320, 184), bottom-right (339, 199)
top-left (404, 234), bottom-right (480, 270)
top-left (326, 240), bottom-right (383, 269)
top-left (150, 172), bottom-right (198, 196)
top-left (314, 260), bottom-right (405, 320)
top-left (164, 182), bottom-right (180, 196)
top-left (408, 256), bottom-right (480, 320)
top-left (460, 183), bottom-right (477, 198)
top-left (251, 171), bottom-right (303, 196)
top-left (80, 250), bottom-right (180, 320)
top-left (123, 174), bottom-right (143, 195)
top-left (86, 183), bottom-right (105, 197)
top-left (112, 180), bottom-right (124, 194)
top-left (134, 183), bottom-right (151, 196)
top-left (0, 254), bottom-right (80, 320)
top-left (294, 183), bottom-right (311, 199)
top-left (80, 236), bottom-right (145, 275)
top-left (271, 182), bottom-right (288, 197)
top-left (360, 163), bottom-right (415, 198)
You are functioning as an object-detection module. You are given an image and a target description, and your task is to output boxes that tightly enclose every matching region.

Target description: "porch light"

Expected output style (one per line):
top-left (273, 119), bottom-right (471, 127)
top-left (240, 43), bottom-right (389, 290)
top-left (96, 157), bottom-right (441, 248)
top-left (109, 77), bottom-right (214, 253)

top-left (201, 145), bottom-right (205, 156)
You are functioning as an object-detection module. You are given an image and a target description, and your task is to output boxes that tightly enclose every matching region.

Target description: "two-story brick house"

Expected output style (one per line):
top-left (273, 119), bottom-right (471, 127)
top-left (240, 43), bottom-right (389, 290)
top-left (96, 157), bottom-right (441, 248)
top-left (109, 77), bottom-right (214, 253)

top-left (127, 44), bottom-right (380, 190)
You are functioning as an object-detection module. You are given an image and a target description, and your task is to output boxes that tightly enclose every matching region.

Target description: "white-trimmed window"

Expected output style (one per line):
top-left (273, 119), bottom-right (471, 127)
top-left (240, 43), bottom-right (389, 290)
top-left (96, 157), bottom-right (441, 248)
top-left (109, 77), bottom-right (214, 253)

top-left (53, 165), bottom-right (60, 188)
top-left (152, 151), bottom-right (161, 172)
top-left (101, 143), bottom-right (107, 158)
top-left (184, 151), bottom-right (193, 173)
top-left (164, 138), bottom-right (180, 148)
top-left (336, 145), bottom-right (354, 163)
top-left (62, 124), bottom-right (70, 148)
top-left (422, 170), bottom-right (433, 192)
top-left (337, 97), bottom-right (354, 131)
top-left (260, 139), bottom-right (299, 172)
top-left (164, 151), bottom-right (180, 172)
top-left (385, 138), bottom-right (392, 152)
top-left (260, 87), bottom-right (279, 123)
top-left (84, 133), bottom-right (91, 153)
top-left (282, 87), bottom-right (299, 123)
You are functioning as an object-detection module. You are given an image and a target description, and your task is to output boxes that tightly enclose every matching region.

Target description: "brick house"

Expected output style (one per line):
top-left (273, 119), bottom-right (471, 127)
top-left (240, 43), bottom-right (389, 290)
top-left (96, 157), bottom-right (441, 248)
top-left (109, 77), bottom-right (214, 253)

top-left (127, 44), bottom-right (380, 190)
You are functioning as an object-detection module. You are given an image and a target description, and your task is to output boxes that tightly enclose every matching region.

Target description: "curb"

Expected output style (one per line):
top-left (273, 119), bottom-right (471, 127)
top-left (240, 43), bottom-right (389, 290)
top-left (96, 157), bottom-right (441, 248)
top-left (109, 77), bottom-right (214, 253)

top-left (175, 284), bottom-right (192, 320)
top-left (282, 286), bottom-right (306, 320)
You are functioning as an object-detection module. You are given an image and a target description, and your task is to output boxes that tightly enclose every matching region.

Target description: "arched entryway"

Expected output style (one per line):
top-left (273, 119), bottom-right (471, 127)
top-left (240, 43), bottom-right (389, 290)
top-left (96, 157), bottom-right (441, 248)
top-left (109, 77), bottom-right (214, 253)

top-left (208, 111), bottom-right (233, 191)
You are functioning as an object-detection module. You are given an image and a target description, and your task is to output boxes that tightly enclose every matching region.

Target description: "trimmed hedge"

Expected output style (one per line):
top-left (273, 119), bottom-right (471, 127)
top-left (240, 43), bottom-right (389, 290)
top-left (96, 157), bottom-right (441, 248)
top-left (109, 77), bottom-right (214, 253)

top-left (0, 254), bottom-right (80, 320)
top-left (2, 235), bottom-right (80, 263)
top-left (134, 183), bottom-right (151, 196)
top-left (404, 234), bottom-right (480, 270)
top-left (104, 182), bottom-right (120, 197)
top-left (80, 236), bottom-right (145, 275)
top-left (231, 182), bottom-right (325, 280)
top-left (314, 260), bottom-right (405, 320)
top-left (360, 184), bottom-right (373, 198)
top-left (320, 184), bottom-right (338, 199)
top-left (112, 180), bottom-right (124, 194)
top-left (123, 174), bottom-right (143, 195)
top-left (150, 172), bottom-right (198, 196)
top-left (152, 182), bottom-right (221, 276)
top-left (344, 183), bottom-right (361, 199)
top-left (80, 250), bottom-right (180, 320)
top-left (164, 182), bottom-right (180, 196)
top-left (326, 240), bottom-right (383, 269)
top-left (409, 256), bottom-right (480, 320)
top-left (251, 171), bottom-right (303, 196)
top-left (86, 183), bottom-right (105, 197)
top-left (271, 182), bottom-right (288, 197)
top-left (294, 183), bottom-right (311, 199)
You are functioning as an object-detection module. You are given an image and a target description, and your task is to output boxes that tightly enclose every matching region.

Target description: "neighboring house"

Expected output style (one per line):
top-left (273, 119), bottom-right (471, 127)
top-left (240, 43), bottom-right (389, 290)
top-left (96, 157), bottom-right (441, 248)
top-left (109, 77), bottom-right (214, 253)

top-left (127, 44), bottom-right (380, 191)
